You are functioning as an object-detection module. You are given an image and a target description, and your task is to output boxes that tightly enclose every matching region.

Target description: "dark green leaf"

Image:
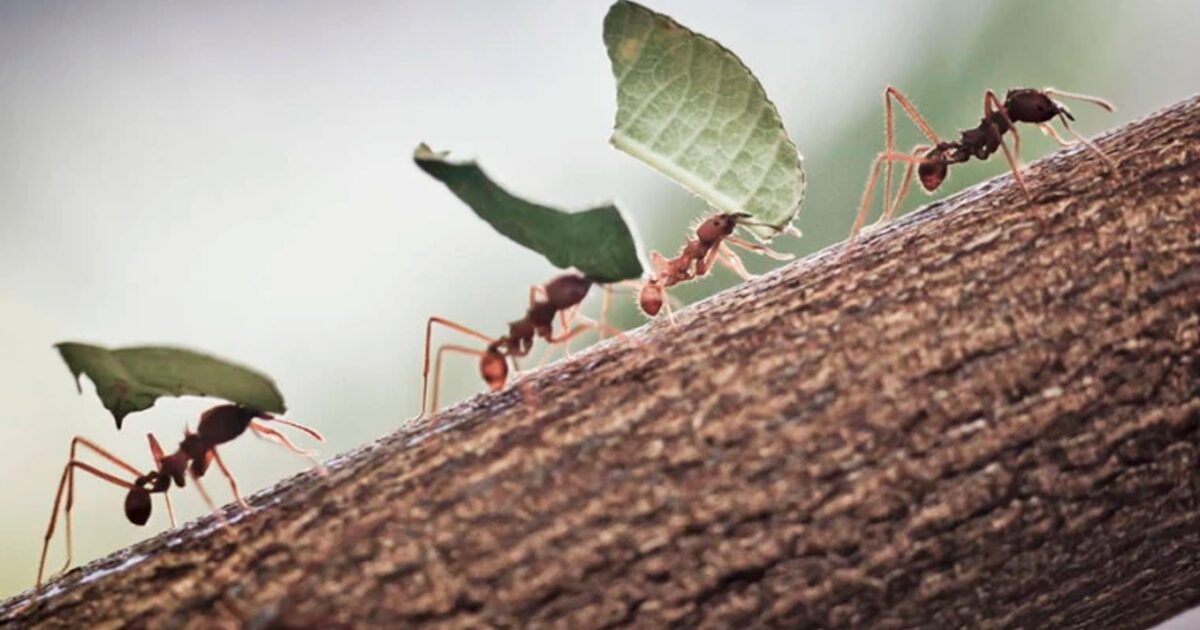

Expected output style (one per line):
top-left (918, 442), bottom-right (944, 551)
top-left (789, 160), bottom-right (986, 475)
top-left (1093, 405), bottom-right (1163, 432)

top-left (55, 342), bottom-right (286, 428)
top-left (414, 144), bottom-right (644, 283)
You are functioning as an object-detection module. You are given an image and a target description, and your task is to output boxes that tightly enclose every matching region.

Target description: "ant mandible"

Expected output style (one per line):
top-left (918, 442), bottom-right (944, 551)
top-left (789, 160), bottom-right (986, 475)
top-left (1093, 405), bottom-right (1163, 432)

top-left (638, 213), bottom-right (794, 320)
top-left (850, 86), bottom-right (1117, 238)
top-left (417, 272), bottom-right (622, 420)
top-left (37, 404), bottom-right (324, 589)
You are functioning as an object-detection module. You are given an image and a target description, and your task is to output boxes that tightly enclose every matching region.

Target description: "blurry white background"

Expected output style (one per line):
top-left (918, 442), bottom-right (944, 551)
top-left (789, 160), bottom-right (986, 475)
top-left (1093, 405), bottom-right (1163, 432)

top-left (2, 2), bottom-right (1198, 623)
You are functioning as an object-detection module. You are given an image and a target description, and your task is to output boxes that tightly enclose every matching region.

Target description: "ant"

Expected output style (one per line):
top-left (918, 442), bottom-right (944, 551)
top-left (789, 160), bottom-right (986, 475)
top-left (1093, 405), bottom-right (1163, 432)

top-left (37, 404), bottom-right (324, 590)
top-left (850, 86), bottom-right (1117, 238)
top-left (639, 212), bottom-right (795, 320)
top-left (417, 272), bottom-right (624, 420)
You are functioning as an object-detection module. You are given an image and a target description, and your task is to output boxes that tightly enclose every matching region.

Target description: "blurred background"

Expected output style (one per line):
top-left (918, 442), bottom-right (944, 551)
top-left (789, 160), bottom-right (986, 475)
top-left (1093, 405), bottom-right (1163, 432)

top-left (1, 0), bottom-right (1197, 619)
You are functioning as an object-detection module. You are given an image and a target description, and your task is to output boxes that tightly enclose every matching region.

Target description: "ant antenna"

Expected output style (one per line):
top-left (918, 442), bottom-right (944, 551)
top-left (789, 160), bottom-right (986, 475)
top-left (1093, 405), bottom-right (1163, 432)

top-left (1043, 88), bottom-right (1116, 113)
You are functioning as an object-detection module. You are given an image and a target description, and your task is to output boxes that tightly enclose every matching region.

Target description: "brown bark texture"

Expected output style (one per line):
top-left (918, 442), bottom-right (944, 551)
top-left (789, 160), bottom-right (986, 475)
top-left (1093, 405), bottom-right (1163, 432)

top-left (3, 95), bottom-right (1200, 630)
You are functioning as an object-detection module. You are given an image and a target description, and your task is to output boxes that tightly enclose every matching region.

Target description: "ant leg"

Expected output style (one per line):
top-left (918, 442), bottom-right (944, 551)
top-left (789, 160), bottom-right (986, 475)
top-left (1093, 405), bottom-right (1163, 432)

top-left (599, 285), bottom-right (612, 340)
top-left (1056, 113), bottom-right (1119, 174)
top-left (546, 323), bottom-right (601, 346)
top-left (250, 422), bottom-right (315, 457)
top-left (560, 304), bottom-right (583, 356)
top-left (883, 143), bottom-right (931, 222)
top-left (534, 341), bottom-right (565, 370)
top-left (850, 151), bottom-right (930, 240)
top-left (1043, 88), bottom-right (1116, 113)
top-left (189, 469), bottom-right (232, 535)
top-left (661, 290), bottom-right (678, 325)
top-left (249, 423), bottom-right (329, 476)
top-left (725, 236), bottom-right (794, 261)
top-left (884, 86), bottom-right (945, 220)
top-left (209, 447), bottom-right (250, 510)
top-left (40, 448), bottom-right (138, 589)
top-left (984, 91), bottom-right (1031, 202)
top-left (716, 244), bottom-right (755, 281)
top-left (993, 130), bottom-right (1031, 202)
top-left (163, 492), bottom-right (177, 529)
top-left (419, 317), bottom-right (496, 419)
top-left (146, 435), bottom-right (178, 528)
top-left (1040, 123), bottom-right (1074, 147)
top-left (432, 344), bottom-right (490, 419)
top-left (694, 241), bottom-right (724, 277)
top-left (884, 86), bottom-right (944, 144)
top-left (984, 90), bottom-right (1022, 161)
top-left (58, 437), bottom-right (144, 575)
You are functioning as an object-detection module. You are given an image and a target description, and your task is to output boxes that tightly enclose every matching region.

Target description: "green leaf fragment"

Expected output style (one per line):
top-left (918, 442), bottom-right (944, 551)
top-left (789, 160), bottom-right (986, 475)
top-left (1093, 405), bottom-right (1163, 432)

top-left (55, 342), bottom-right (286, 428)
top-left (414, 144), bottom-right (643, 283)
top-left (604, 0), bottom-right (806, 241)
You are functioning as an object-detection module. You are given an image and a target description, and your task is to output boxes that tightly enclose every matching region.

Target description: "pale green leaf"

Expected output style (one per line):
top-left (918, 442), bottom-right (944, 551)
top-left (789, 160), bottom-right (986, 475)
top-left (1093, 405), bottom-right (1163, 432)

top-left (56, 342), bottom-right (286, 428)
top-left (604, 0), bottom-right (805, 240)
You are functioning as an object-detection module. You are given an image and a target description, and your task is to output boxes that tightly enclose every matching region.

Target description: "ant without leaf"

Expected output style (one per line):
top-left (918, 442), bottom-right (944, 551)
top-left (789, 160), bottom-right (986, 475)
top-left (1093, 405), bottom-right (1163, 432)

top-left (850, 86), bottom-right (1117, 238)
top-left (418, 272), bottom-right (623, 420)
top-left (639, 213), bottom-right (795, 320)
top-left (37, 404), bottom-right (324, 589)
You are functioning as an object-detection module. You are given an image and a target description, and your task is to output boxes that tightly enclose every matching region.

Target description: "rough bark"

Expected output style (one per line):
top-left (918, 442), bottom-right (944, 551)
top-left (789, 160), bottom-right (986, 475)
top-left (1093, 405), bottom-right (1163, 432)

top-left (4, 95), bottom-right (1200, 630)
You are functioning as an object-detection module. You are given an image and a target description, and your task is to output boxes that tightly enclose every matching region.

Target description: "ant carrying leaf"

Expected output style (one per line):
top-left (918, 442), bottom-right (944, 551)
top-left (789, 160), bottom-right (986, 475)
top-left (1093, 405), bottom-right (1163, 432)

top-left (38, 343), bottom-right (324, 591)
top-left (604, 1), bottom-right (806, 319)
top-left (37, 404), bottom-right (323, 590)
top-left (413, 145), bottom-right (644, 420)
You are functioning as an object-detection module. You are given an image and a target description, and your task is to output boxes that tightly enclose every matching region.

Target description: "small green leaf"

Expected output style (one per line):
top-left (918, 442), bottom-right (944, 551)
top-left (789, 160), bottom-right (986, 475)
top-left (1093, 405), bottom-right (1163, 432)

top-left (604, 0), bottom-right (806, 241)
top-left (55, 342), bottom-right (286, 428)
top-left (414, 144), bottom-right (644, 283)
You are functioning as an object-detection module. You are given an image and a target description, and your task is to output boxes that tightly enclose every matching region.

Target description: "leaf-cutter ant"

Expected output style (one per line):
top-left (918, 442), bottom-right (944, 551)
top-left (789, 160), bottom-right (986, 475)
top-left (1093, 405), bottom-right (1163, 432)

top-left (850, 86), bottom-right (1117, 238)
top-left (638, 213), bottom-right (794, 320)
top-left (416, 272), bottom-right (623, 420)
top-left (37, 404), bottom-right (323, 589)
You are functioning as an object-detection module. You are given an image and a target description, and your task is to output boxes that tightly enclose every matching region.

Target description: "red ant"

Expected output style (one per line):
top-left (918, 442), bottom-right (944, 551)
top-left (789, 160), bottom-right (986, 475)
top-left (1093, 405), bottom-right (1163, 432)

top-left (417, 272), bottom-right (623, 420)
top-left (37, 404), bottom-right (323, 589)
top-left (850, 86), bottom-right (1117, 238)
top-left (639, 213), bottom-right (794, 320)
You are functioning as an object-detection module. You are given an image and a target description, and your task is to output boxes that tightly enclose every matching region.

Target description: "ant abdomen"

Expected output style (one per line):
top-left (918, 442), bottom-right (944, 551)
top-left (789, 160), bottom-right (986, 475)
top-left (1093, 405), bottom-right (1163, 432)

top-left (125, 486), bottom-right (152, 526)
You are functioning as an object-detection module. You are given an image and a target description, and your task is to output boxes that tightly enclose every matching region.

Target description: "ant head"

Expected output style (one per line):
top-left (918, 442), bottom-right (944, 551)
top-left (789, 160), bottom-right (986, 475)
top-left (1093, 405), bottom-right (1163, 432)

top-left (124, 486), bottom-right (152, 526)
top-left (543, 274), bottom-right (593, 310)
top-left (918, 148), bottom-right (949, 192)
top-left (697, 213), bottom-right (742, 243)
top-left (480, 351), bottom-right (508, 392)
top-left (1004, 89), bottom-right (1064, 125)
top-left (639, 281), bottom-right (664, 316)
top-left (196, 404), bottom-right (258, 447)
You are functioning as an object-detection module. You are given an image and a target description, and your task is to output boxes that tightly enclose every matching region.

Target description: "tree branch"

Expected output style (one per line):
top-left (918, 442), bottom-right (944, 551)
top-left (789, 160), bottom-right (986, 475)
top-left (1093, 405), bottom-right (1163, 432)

top-left (5, 95), bottom-right (1200, 629)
